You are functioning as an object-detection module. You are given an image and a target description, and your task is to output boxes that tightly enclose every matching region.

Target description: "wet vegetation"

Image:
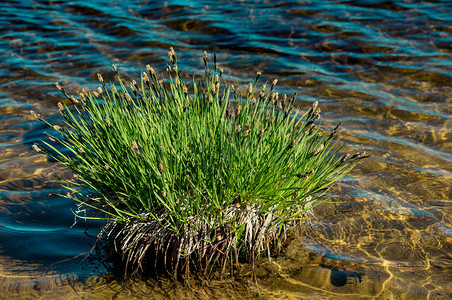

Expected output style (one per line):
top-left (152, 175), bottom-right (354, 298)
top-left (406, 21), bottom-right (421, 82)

top-left (31, 49), bottom-right (367, 277)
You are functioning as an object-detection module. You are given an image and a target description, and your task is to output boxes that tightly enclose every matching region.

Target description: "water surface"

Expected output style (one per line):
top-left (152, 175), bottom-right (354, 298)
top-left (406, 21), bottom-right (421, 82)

top-left (0, 0), bottom-right (451, 299)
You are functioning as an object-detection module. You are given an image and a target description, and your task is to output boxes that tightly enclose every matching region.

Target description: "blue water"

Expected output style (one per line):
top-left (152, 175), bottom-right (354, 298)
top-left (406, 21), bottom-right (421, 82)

top-left (0, 0), bottom-right (451, 298)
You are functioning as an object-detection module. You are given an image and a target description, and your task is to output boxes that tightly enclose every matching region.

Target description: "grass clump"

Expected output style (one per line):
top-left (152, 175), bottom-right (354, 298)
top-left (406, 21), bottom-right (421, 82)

top-left (31, 48), bottom-right (368, 277)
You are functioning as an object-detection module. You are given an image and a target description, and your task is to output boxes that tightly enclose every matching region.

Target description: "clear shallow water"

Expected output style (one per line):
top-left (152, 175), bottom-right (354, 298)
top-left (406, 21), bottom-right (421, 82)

top-left (0, 0), bottom-right (451, 299)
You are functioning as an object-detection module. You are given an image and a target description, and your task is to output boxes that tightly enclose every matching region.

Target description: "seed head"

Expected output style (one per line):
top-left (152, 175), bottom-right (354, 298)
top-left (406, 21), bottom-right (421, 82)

top-left (111, 84), bottom-right (117, 93)
top-left (146, 64), bottom-right (155, 76)
top-left (105, 164), bottom-right (110, 171)
top-left (243, 129), bottom-right (251, 137)
top-left (236, 105), bottom-right (242, 115)
top-left (312, 101), bottom-right (318, 113)
top-left (259, 128), bottom-right (265, 136)
top-left (271, 92), bottom-right (279, 103)
top-left (183, 85), bottom-right (188, 94)
top-left (58, 102), bottom-right (64, 110)
top-left (32, 144), bottom-right (41, 152)
top-left (125, 93), bottom-right (132, 102)
top-left (247, 82), bottom-right (253, 94)
top-left (97, 73), bottom-right (104, 83)
top-left (272, 79), bottom-right (278, 86)
top-left (168, 47), bottom-right (176, 63)
top-left (79, 147), bottom-right (85, 153)
top-left (166, 65), bottom-right (171, 73)
top-left (142, 72), bottom-right (149, 83)
top-left (203, 51), bottom-right (208, 60)
top-left (112, 64), bottom-right (117, 72)
top-left (208, 94), bottom-right (213, 103)
top-left (104, 118), bottom-right (111, 127)
top-left (30, 110), bottom-right (41, 120)
top-left (215, 74), bottom-right (219, 83)
top-left (79, 92), bottom-right (86, 101)
top-left (211, 82), bottom-right (216, 94)
top-left (162, 190), bottom-right (167, 197)
top-left (70, 95), bottom-right (79, 104)
top-left (55, 82), bottom-right (65, 93)
top-left (236, 124), bottom-right (242, 133)
top-left (53, 125), bottom-right (62, 131)
top-left (92, 91), bottom-right (99, 98)
top-left (158, 163), bottom-right (163, 173)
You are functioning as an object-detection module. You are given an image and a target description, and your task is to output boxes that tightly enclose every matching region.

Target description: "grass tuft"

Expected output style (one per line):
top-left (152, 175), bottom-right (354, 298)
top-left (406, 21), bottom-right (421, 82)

top-left (32, 49), bottom-right (368, 277)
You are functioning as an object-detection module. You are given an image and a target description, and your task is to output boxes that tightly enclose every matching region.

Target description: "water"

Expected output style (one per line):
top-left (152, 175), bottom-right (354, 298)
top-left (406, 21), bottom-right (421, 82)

top-left (1, 0), bottom-right (451, 298)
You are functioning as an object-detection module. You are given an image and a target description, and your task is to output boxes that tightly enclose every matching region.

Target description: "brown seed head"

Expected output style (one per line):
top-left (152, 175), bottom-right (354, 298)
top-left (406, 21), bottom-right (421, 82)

top-left (243, 129), bottom-right (250, 137)
top-left (111, 84), bottom-right (117, 93)
top-left (105, 164), bottom-right (110, 171)
top-left (166, 65), bottom-right (171, 73)
top-left (162, 190), bottom-right (167, 197)
top-left (236, 124), bottom-right (242, 133)
top-left (208, 94), bottom-right (213, 103)
top-left (32, 144), bottom-right (41, 152)
top-left (98, 86), bottom-right (103, 94)
top-left (92, 91), bottom-right (99, 98)
top-left (53, 125), bottom-right (62, 131)
top-left (104, 118), bottom-right (111, 127)
top-left (203, 51), bottom-right (208, 59)
top-left (183, 85), bottom-right (188, 94)
top-left (236, 105), bottom-right (242, 115)
top-left (259, 128), bottom-right (265, 136)
top-left (125, 93), bottom-right (132, 102)
top-left (79, 147), bottom-right (85, 153)
top-left (215, 74), bottom-right (219, 83)
top-left (112, 64), bottom-right (117, 72)
top-left (272, 79), bottom-right (278, 86)
top-left (97, 73), bottom-right (104, 83)
top-left (158, 163), bottom-right (163, 173)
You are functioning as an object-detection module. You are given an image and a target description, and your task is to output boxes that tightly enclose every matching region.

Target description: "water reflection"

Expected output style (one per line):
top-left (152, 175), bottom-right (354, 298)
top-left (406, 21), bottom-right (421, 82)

top-left (0, 0), bottom-right (451, 298)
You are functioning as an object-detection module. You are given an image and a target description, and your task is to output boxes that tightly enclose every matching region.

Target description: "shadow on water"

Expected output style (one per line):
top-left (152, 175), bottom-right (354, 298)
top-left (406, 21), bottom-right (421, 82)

top-left (0, 0), bottom-right (451, 299)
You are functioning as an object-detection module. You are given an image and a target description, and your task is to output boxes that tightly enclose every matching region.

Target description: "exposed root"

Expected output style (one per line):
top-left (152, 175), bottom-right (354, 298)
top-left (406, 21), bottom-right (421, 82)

top-left (96, 197), bottom-right (314, 277)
